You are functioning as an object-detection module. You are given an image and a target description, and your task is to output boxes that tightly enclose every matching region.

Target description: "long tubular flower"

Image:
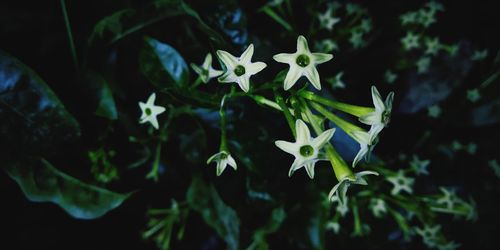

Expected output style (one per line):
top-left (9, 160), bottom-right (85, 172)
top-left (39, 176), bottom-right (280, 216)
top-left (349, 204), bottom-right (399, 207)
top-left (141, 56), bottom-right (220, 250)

top-left (328, 170), bottom-right (379, 204)
top-left (273, 35), bottom-right (333, 90)
top-left (139, 93), bottom-right (166, 130)
top-left (359, 86), bottom-right (394, 141)
top-left (190, 53), bottom-right (223, 83)
top-left (217, 44), bottom-right (267, 93)
top-left (275, 119), bottom-right (335, 179)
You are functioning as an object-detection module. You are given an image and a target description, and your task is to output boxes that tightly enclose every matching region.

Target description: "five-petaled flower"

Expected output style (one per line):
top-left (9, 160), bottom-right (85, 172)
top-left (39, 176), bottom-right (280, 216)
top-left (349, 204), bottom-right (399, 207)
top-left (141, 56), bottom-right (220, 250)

top-left (139, 93), bottom-right (166, 130)
top-left (359, 86), bottom-right (394, 141)
top-left (191, 53), bottom-right (223, 83)
top-left (273, 35), bottom-right (333, 90)
top-left (207, 151), bottom-right (237, 176)
top-left (275, 119), bottom-right (335, 179)
top-left (217, 44), bottom-right (267, 93)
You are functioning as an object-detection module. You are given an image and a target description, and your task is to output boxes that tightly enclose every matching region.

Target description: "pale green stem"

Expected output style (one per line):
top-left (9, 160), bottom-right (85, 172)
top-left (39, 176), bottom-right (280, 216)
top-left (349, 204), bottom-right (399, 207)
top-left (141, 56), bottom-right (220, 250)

top-left (299, 90), bottom-right (374, 117)
top-left (146, 142), bottom-right (162, 182)
top-left (189, 76), bottom-right (203, 90)
top-left (310, 102), bottom-right (366, 140)
top-left (261, 6), bottom-right (293, 32)
top-left (60, 0), bottom-right (78, 71)
top-left (219, 95), bottom-right (228, 151)
top-left (275, 92), bottom-right (296, 138)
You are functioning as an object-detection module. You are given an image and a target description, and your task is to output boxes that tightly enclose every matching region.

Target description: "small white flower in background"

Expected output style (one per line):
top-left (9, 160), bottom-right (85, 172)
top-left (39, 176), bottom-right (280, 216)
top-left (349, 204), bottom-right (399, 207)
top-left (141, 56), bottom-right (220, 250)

top-left (217, 44), bottom-right (267, 93)
top-left (139, 93), bottom-right (166, 130)
top-left (386, 170), bottom-right (415, 195)
top-left (191, 53), bottom-right (223, 83)
top-left (427, 104), bottom-right (442, 118)
top-left (418, 9), bottom-right (436, 27)
top-left (349, 30), bottom-right (365, 49)
top-left (315, 39), bottom-right (339, 53)
top-left (466, 142), bottom-right (477, 154)
top-left (273, 35), bottom-right (333, 90)
top-left (328, 170), bottom-right (379, 204)
top-left (318, 8), bottom-right (341, 31)
top-left (330, 196), bottom-right (349, 217)
top-left (415, 224), bottom-right (442, 248)
top-left (426, 1), bottom-right (445, 13)
top-left (436, 187), bottom-right (459, 210)
top-left (207, 150), bottom-right (237, 176)
top-left (447, 44), bottom-right (459, 56)
top-left (488, 159), bottom-right (500, 178)
top-left (326, 221), bottom-right (340, 234)
top-left (384, 69), bottom-right (397, 84)
top-left (437, 241), bottom-right (461, 250)
top-left (401, 32), bottom-right (420, 50)
top-left (275, 119), bottom-right (335, 179)
top-left (417, 57), bottom-right (431, 74)
top-left (410, 155), bottom-right (430, 175)
top-left (425, 37), bottom-right (441, 56)
top-left (326, 71), bottom-right (345, 89)
top-left (351, 130), bottom-right (377, 168)
top-left (400, 11), bottom-right (418, 25)
top-left (471, 49), bottom-right (488, 61)
top-left (359, 85), bottom-right (395, 141)
top-left (466, 88), bottom-right (481, 103)
top-left (359, 18), bottom-right (373, 33)
top-left (451, 140), bottom-right (463, 151)
top-left (369, 198), bottom-right (387, 218)
top-left (345, 3), bottom-right (361, 15)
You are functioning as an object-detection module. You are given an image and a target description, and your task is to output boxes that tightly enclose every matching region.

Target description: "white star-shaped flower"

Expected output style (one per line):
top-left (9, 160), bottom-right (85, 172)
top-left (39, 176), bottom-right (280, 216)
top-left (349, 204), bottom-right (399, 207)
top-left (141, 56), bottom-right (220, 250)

top-left (275, 119), bottom-right (336, 179)
top-left (369, 198), bottom-right (387, 218)
top-left (191, 53), bottom-right (223, 83)
top-left (273, 35), bottom-right (333, 90)
top-left (471, 49), bottom-right (488, 61)
top-left (207, 150), bottom-right (237, 176)
top-left (384, 69), bottom-right (397, 84)
top-left (415, 224), bottom-right (442, 248)
top-left (315, 39), bottom-right (339, 53)
top-left (418, 9), bottom-right (436, 27)
top-left (217, 44), bottom-right (267, 93)
top-left (417, 56), bottom-right (431, 74)
top-left (327, 71), bottom-right (345, 89)
top-left (425, 37), bottom-right (441, 56)
top-left (359, 18), bottom-right (373, 33)
top-left (427, 104), bottom-right (441, 118)
top-left (400, 11), bottom-right (418, 25)
top-left (349, 30), bottom-right (365, 48)
top-left (328, 170), bottom-right (379, 204)
top-left (466, 88), bottom-right (481, 103)
top-left (410, 155), bottom-right (430, 175)
top-left (386, 170), bottom-right (415, 195)
top-left (318, 9), bottom-right (341, 31)
top-left (401, 32), bottom-right (420, 50)
top-left (359, 86), bottom-right (395, 141)
top-left (436, 187), bottom-right (458, 210)
top-left (139, 93), bottom-right (166, 130)
top-left (326, 221), bottom-right (340, 234)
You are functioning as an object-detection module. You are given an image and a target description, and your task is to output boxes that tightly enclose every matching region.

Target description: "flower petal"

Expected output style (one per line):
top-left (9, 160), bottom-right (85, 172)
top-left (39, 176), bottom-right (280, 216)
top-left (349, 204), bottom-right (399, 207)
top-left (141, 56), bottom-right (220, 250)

top-left (237, 76), bottom-right (250, 93)
top-left (312, 53), bottom-right (333, 64)
top-left (371, 85), bottom-right (385, 111)
top-left (304, 161), bottom-right (316, 179)
top-left (239, 44), bottom-right (254, 65)
top-left (368, 124), bottom-right (384, 143)
top-left (352, 145), bottom-right (368, 168)
top-left (328, 181), bottom-right (343, 202)
top-left (273, 53), bottom-right (295, 64)
top-left (385, 91), bottom-right (395, 111)
top-left (359, 111), bottom-right (381, 125)
top-left (203, 53), bottom-right (212, 68)
top-left (218, 71), bottom-right (237, 83)
top-left (227, 154), bottom-right (237, 170)
top-left (247, 62), bottom-right (267, 75)
top-left (351, 130), bottom-right (371, 144)
top-left (295, 119), bottom-right (311, 144)
top-left (275, 140), bottom-right (298, 155)
top-left (216, 160), bottom-right (227, 176)
top-left (296, 35), bottom-right (310, 53)
top-left (311, 128), bottom-right (335, 149)
top-left (216, 50), bottom-right (238, 69)
top-left (208, 68), bottom-right (224, 78)
top-left (283, 65), bottom-right (303, 90)
top-left (288, 158), bottom-right (304, 177)
top-left (147, 93), bottom-right (157, 105)
top-left (304, 66), bottom-right (321, 90)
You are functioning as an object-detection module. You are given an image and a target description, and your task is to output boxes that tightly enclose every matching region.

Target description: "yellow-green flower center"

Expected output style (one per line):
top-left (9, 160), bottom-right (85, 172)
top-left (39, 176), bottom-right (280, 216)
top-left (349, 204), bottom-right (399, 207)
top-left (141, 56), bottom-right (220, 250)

top-left (234, 65), bottom-right (246, 76)
top-left (299, 145), bottom-right (314, 157)
top-left (296, 54), bottom-right (310, 67)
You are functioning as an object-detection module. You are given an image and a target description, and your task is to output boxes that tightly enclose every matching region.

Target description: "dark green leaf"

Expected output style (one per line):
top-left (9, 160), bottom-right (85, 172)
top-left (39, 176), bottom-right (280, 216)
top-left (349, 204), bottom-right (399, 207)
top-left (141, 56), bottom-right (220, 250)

top-left (248, 207), bottom-right (286, 250)
top-left (83, 71), bottom-right (118, 120)
top-left (0, 50), bottom-right (80, 157)
top-left (141, 37), bottom-right (189, 89)
top-left (5, 158), bottom-right (131, 219)
top-left (187, 176), bottom-right (239, 250)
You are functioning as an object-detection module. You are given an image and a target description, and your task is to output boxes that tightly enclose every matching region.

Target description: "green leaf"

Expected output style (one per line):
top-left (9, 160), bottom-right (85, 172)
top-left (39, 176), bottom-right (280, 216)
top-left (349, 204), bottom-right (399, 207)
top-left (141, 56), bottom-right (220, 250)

top-left (82, 71), bottom-right (118, 120)
top-left (141, 37), bottom-right (189, 89)
top-left (0, 50), bottom-right (80, 157)
top-left (187, 176), bottom-right (239, 250)
top-left (88, 9), bottom-right (136, 44)
top-left (5, 158), bottom-right (130, 219)
top-left (248, 207), bottom-right (286, 250)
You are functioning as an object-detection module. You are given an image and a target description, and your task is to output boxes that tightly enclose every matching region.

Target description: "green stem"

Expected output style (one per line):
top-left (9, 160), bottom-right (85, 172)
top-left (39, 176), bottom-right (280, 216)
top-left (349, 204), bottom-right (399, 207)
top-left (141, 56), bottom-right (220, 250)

top-left (309, 101), bottom-right (366, 138)
top-left (251, 95), bottom-right (282, 111)
top-left (274, 92), bottom-right (296, 138)
top-left (299, 90), bottom-right (374, 117)
top-left (60, 0), bottom-right (78, 71)
top-left (146, 142), bottom-right (162, 182)
top-left (189, 76), bottom-right (203, 90)
top-left (219, 95), bottom-right (228, 151)
top-left (261, 6), bottom-right (293, 32)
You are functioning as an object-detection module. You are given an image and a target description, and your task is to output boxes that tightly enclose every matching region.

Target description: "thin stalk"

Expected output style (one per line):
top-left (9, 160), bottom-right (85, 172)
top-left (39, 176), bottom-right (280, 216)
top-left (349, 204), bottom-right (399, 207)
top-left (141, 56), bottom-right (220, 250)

top-left (261, 6), bottom-right (293, 32)
top-left (219, 95), bottom-right (228, 151)
top-left (310, 102), bottom-right (365, 137)
top-left (299, 90), bottom-right (374, 117)
top-left (60, 0), bottom-right (78, 70)
top-left (275, 92), bottom-right (296, 138)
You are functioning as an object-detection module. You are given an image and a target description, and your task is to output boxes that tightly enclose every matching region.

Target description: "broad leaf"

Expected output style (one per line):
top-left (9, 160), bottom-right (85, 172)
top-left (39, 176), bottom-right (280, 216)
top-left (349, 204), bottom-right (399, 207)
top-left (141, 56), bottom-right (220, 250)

top-left (6, 158), bottom-right (130, 219)
top-left (82, 71), bottom-right (118, 120)
top-left (187, 176), bottom-right (239, 250)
